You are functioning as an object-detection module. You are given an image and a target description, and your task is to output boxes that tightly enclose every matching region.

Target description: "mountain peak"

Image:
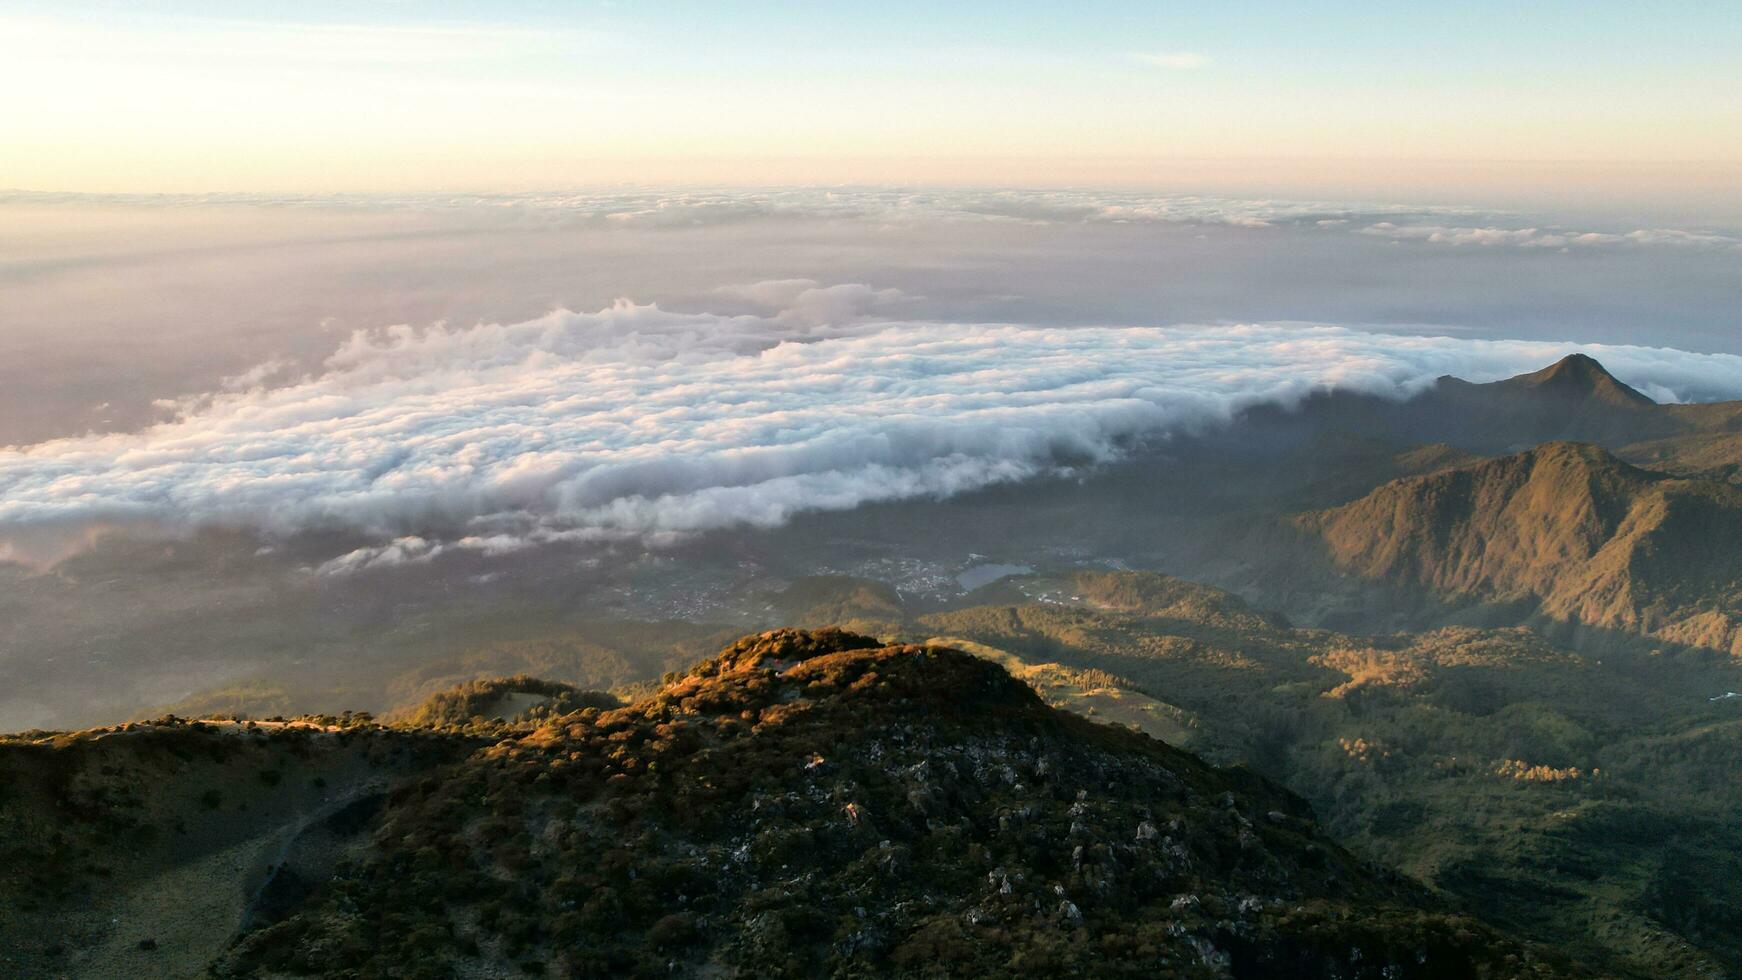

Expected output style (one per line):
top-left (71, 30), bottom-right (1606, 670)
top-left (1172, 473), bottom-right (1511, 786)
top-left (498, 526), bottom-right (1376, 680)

top-left (1506, 353), bottom-right (1656, 407)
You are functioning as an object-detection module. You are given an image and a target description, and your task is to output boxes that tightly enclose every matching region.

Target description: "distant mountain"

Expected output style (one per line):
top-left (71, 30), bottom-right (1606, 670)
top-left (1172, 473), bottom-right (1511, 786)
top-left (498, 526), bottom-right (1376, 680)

top-left (0, 629), bottom-right (1566, 979)
top-left (1419, 354), bottom-right (1675, 449)
top-left (1483, 352), bottom-right (1657, 409)
top-left (1298, 442), bottom-right (1742, 653)
top-left (1232, 354), bottom-right (1733, 456)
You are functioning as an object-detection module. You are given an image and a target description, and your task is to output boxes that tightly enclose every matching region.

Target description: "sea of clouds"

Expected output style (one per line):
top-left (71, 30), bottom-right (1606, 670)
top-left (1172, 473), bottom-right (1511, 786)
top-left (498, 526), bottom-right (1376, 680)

top-left (3, 281), bottom-right (1741, 569)
top-left (8, 187), bottom-right (1738, 251)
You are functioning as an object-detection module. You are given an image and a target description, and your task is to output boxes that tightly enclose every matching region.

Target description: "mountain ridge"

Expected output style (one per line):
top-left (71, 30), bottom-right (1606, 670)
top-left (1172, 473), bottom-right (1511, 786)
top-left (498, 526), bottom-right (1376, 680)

top-left (1231, 353), bottom-right (1731, 457)
top-left (1297, 441), bottom-right (1742, 653)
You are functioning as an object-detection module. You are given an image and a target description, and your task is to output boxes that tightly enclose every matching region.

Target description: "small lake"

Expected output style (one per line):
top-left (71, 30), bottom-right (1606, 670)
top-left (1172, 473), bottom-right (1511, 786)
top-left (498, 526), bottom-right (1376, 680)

top-left (957, 563), bottom-right (1033, 591)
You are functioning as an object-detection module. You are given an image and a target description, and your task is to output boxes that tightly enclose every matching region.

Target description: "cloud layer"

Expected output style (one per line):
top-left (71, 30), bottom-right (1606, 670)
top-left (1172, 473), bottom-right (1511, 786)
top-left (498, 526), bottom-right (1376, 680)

top-left (4, 186), bottom-right (1460, 228)
top-left (11, 187), bottom-right (1735, 252)
top-left (4, 287), bottom-right (1741, 567)
top-left (1357, 221), bottom-right (1742, 250)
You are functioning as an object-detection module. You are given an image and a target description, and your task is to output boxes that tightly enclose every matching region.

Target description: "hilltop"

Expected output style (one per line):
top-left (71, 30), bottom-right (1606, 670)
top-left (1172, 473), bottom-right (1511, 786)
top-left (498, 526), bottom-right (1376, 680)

top-left (1404, 354), bottom-right (1742, 475)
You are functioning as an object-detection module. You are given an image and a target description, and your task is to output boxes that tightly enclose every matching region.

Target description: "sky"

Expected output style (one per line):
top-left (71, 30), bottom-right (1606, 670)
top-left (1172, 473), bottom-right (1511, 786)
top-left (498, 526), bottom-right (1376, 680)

top-left (3, 1), bottom-right (1739, 211)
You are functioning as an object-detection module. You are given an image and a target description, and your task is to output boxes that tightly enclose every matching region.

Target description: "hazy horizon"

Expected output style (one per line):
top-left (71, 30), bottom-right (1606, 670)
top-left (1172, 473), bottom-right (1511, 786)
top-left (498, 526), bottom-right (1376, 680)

top-left (4, 3), bottom-right (1738, 213)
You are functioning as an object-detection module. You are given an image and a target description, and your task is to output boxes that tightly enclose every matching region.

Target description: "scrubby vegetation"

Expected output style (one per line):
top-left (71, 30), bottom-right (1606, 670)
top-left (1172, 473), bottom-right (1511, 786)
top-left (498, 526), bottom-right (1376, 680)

top-left (216, 629), bottom-right (1561, 978)
top-left (8, 355), bottom-right (1738, 978)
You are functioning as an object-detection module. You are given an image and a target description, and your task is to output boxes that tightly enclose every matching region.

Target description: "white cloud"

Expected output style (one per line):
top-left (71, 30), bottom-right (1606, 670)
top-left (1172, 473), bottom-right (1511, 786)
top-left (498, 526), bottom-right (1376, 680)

top-left (221, 357), bottom-right (297, 392)
top-left (1359, 221), bottom-right (1742, 250)
top-left (0, 186), bottom-right (1474, 230)
top-left (316, 536), bottom-right (441, 576)
top-left (10, 187), bottom-right (1735, 252)
top-left (3, 291), bottom-right (1741, 568)
top-left (715, 279), bottom-right (910, 327)
top-left (16, 186), bottom-right (1733, 253)
top-left (1137, 52), bottom-right (1211, 70)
